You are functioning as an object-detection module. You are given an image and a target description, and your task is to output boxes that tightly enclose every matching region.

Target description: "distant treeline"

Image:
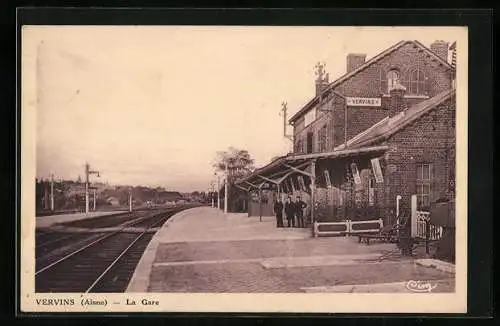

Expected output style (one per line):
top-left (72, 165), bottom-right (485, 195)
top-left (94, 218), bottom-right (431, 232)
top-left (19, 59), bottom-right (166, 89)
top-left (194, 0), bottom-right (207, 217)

top-left (35, 179), bottom-right (208, 213)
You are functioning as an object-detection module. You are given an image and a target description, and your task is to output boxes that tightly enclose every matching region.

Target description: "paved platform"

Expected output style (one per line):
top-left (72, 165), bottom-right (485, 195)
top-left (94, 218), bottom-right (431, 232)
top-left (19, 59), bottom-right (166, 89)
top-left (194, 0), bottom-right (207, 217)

top-left (36, 210), bottom-right (127, 228)
top-left (127, 207), bottom-right (455, 293)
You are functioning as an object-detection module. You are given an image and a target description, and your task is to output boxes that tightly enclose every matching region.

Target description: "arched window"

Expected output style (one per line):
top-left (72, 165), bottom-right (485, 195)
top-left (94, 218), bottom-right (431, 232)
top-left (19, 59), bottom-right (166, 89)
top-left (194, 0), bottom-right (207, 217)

top-left (380, 69), bottom-right (402, 94)
top-left (409, 68), bottom-right (426, 95)
top-left (387, 69), bottom-right (400, 92)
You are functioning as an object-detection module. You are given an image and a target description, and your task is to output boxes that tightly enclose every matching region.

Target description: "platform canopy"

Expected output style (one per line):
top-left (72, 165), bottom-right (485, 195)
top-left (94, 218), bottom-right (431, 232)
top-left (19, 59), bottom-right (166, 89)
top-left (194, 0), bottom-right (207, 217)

top-left (234, 145), bottom-right (389, 192)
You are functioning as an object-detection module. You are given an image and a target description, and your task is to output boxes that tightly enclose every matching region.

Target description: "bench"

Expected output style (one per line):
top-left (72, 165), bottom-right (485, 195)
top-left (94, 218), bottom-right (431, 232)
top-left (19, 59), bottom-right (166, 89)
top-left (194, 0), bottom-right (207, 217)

top-left (357, 233), bottom-right (392, 245)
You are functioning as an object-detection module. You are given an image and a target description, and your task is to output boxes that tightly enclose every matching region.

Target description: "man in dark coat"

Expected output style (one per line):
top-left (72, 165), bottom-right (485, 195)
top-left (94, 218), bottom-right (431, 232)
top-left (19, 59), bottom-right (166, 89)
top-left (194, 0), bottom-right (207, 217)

top-left (284, 197), bottom-right (295, 228)
top-left (273, 198), bottom-right (284, 228)
top-left (295, 196), bottom-right (307, 228)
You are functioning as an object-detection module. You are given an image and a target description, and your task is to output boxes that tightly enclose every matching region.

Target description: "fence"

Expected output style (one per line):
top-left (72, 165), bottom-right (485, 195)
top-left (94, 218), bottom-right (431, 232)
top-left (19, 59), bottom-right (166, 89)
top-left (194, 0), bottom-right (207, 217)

top-left (314, 218), bottom-right (383, 237)
top-left (411, 195), bottom-right (443, 241)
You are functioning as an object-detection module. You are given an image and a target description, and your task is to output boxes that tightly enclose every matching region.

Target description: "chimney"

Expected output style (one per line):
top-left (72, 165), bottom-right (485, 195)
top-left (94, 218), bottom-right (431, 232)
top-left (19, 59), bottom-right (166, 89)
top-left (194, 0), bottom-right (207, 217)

top-left (346, 53), bottom-right (366, 73)
top-left (314, 62), bottom-right (329, 96)
top-left (389, 82), bottom-right (407, 118)
top-left (430, 40), bottom-right (449, 62)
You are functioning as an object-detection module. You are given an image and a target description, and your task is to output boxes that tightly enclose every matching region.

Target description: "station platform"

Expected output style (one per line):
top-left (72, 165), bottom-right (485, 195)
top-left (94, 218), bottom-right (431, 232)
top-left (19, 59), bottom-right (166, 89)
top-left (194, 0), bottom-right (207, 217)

top-left (36, 210), bottom-right (127, 228)
top-left (127, 207), bottom-right (455, 293)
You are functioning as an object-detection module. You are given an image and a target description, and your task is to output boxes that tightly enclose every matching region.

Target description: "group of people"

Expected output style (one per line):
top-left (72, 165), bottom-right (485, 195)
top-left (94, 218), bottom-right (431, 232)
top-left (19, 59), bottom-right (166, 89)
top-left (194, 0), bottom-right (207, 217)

top-left (273, 196), bottom-right (308, 228)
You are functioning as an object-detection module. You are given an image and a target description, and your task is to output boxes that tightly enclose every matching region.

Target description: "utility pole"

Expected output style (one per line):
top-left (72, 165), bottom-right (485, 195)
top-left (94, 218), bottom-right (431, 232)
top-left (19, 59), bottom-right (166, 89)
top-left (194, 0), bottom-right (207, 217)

top-left (85, 163), bottom-right (100, 214)
top-left (129, 188), bottom-right (133, 212)
top-left (50, 174), bottom-right (55, 212)
top-left (281, 101), bottom-right (293, 143)
top-left (93, 188), bottom-right (97, 211)
top-left (224, 162), bottom-right (228, 214)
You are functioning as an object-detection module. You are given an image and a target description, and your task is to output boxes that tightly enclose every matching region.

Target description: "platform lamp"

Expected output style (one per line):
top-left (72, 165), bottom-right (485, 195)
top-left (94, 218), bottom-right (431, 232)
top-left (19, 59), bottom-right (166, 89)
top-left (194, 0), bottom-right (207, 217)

top-left (210, 181), bottom-right (216, 208)
top-left (214, 172), bottom-right (221, 209)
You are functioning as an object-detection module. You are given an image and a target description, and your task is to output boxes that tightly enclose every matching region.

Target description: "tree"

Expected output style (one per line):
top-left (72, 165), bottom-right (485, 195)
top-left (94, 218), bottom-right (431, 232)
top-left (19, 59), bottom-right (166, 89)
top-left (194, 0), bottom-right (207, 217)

top-left (213, 147), bottom-right (255, 212)
top-left (213, 147), bottom-right (255, 184)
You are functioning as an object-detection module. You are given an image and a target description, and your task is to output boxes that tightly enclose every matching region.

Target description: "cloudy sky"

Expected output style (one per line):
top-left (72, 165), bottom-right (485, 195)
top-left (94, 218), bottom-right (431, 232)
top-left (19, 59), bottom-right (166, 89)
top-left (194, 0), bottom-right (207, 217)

top-left (25, 26), bottom-right (461, 191)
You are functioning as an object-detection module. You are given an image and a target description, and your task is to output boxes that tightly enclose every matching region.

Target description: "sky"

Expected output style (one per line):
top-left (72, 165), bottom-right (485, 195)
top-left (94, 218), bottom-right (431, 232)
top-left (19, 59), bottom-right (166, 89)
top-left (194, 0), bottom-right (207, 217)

top-left (25, 26), bottom-right (462, 192)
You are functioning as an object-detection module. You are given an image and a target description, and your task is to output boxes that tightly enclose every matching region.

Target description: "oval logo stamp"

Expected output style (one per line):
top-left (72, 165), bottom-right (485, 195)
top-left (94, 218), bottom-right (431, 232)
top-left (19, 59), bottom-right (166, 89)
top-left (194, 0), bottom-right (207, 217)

top-left (406, 280), bottom-right (438, 293)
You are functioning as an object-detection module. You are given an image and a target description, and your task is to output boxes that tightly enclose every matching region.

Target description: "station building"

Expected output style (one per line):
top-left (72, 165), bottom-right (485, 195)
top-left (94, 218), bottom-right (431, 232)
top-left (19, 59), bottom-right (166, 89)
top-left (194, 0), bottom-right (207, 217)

top-left (235, 40), bottom-right (456, 226)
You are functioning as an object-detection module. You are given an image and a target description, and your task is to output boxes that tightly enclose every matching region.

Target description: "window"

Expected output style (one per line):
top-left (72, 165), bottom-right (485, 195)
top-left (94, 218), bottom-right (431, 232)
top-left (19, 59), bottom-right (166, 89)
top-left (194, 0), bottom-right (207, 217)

top-left (304, 108), bottom-right (316, 127)
top-left (380, 69), bottom-right (402, 94)
top-left (408, 68), bottom-right (426, 95)
top-left (306, 132), bottom-right (314, 154)
top-left (387, 70), bottom-right (400, 92)
top-left (416, 163), bottom-right (433, 209)
top-left (295, 139), bottom-right (302, 153)
top-left (318, 125), bottom-right (328, 152)
top-left (325, 123), bottom-right (332, 150)
top-left (379, 69), bottom-right (387, 94)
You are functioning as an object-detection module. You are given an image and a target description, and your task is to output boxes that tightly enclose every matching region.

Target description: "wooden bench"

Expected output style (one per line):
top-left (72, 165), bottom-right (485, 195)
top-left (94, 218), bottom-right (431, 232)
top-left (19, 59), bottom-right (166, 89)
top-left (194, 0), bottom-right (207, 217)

top-left (357, 233), bottom-right (392, 245)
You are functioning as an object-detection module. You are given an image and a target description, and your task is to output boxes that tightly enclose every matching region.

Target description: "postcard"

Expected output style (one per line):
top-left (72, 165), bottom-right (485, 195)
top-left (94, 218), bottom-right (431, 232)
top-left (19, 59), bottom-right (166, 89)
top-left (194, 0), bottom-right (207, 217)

top-left (20, 25), bottom-right (468, 313)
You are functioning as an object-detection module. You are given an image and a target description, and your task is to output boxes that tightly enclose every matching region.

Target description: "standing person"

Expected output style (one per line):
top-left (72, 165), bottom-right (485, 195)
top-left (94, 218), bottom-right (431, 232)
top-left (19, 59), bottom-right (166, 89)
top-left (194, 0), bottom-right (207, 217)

top-left (284, 197), bottom-right (295, 228)
top-left (295, 196), bottom-right (307, 228)
top-left (273, 198), bottom-right (284, 228)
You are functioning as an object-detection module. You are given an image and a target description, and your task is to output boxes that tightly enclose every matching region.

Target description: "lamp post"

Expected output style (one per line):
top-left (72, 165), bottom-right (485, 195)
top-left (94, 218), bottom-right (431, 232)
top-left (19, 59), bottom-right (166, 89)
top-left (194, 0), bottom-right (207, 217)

top-left (210, 182), bottom-right (215, 208)
top-left (215, 172), bottom-right (220, 209)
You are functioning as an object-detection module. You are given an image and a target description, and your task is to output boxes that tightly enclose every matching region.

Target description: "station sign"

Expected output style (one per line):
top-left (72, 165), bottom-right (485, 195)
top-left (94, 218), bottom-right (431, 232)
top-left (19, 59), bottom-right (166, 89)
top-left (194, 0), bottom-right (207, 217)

top-left (346, 97), bottom-right (381, 107)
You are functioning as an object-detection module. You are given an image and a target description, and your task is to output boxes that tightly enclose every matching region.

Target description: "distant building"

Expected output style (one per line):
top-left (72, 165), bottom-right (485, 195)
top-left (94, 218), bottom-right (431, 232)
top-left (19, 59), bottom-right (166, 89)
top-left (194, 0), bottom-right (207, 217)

top-left (106, 196), bottom-right (120, 206)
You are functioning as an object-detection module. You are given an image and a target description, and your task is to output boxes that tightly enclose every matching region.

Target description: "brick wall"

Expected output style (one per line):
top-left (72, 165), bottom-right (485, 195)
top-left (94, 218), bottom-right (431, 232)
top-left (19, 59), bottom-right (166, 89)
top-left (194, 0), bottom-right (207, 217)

top-left (308, 97), bottom-right (455, 224)
top-left (292, 42), bottom-right (454, 154)
top-left (332, 42), bottom-right (453, 143)
top-left (383, 98), bottom-right (456, 213)
top-left (293, 93), bottom-right (346, 153)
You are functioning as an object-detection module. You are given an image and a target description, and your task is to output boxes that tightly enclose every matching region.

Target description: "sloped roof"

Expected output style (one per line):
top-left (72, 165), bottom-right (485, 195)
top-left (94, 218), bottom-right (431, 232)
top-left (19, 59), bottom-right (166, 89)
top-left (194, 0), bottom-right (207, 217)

top-left (341, 89), bottom-right (455, 149)
top-left (235, 145), bottom-right (389, 187)
top-left (289, 40), bottom-right (453, 123)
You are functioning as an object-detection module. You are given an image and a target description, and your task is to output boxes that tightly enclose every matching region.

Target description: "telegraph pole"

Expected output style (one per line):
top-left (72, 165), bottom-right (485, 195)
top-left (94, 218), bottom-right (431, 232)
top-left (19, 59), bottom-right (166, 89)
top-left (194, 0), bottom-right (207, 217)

top-left (50, 174), bottom-right (55, 211)
top-left (129, 188), bottom-right (133, 212)
top-left (281, 101), bottom-right (293, 143)
top-left (224, 162), bottom-right (228, 214)
top-left (85, 163), bottom-right (100, 214)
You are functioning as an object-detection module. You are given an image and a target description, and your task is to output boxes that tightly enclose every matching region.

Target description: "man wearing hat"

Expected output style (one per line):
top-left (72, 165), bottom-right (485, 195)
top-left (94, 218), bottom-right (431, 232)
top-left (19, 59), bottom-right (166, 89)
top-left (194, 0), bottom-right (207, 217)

top-left (295, 196), bottom-right (307, 228)
top-left (284, 196), bottom-right (296, 228)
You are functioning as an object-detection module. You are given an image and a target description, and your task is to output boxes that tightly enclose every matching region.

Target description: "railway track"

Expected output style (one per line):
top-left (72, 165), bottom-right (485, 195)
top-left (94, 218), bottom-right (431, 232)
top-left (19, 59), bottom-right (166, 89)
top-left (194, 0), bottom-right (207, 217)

top-left (35, 206), bottom-right (191, 293)
top-left (35, 209), bottom-right (171, 267)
